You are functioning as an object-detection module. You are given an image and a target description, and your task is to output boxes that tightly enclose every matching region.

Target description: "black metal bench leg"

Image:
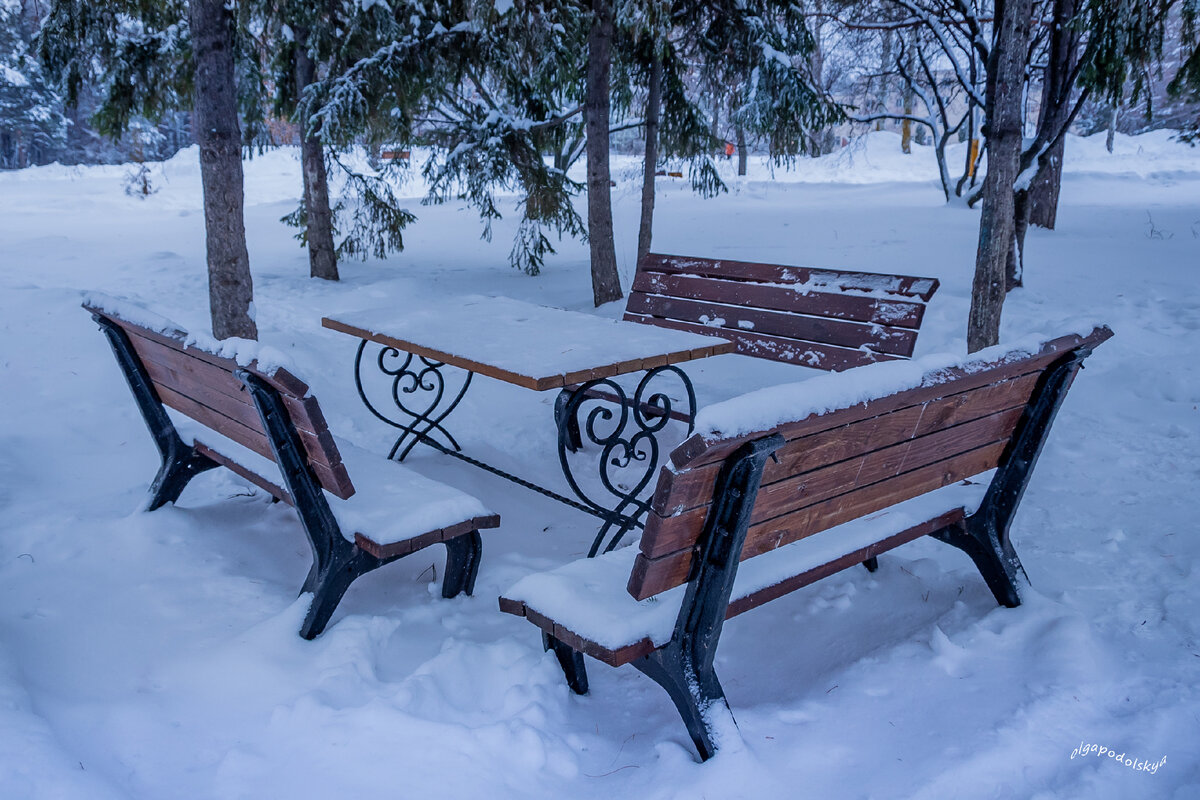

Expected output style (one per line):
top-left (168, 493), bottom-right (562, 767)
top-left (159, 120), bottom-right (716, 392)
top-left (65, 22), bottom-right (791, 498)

top-left (861, 556), bottom-right (879, 573)
top-left (300, 545), bottom-right (379, 640)
top-left (932, 520), bottom-right (1025, 608)
top-left (542, 632), bottom-right (589, 694)
top-left (441, 530), bottom-right (483, 598)
top-left (632, 646), bottom-right (735, 762)
top-left (146, 443), bottom-right (218, 511)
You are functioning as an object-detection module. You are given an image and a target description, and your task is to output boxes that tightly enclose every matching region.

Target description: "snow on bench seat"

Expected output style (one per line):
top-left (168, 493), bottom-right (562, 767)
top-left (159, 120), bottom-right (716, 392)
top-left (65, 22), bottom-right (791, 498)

top-left (173, 415), bottom-right (496, 557)
top-left (500, 478), bottom-right (989, 666)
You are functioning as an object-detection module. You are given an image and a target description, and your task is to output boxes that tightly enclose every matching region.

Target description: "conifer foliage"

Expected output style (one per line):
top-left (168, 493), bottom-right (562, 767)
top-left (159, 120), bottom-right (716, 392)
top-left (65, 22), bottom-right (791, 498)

top-left (0, 0), bottom-right (65, 169)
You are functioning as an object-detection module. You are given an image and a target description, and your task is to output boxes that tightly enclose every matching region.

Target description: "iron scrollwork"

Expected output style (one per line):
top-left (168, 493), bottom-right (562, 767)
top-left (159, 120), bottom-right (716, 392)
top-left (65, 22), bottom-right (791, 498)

top-left (353, 340), bottom-right (472, 461)
top-left (555, 365), bottom-right (697, 557)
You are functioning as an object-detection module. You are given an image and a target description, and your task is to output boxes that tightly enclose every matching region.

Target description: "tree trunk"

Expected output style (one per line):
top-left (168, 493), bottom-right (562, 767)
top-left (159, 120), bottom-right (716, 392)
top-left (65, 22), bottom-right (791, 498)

top-left (585, 0), bottom-right (622, 306)
top-left (1010, 188), bottom-right (1028, 291)
top-left (968, 0), bottom-right (1032, 353)
top-left (637, 54), bottom-right (663, 264)
top-left (294, 28), bottom-right (339, 281)
top-left (1028, 0), bottom-right (1079, 230)
top-left (1105, 103), bottom-right (1117, 152)
top-left (189, 0), bottom-right (257, 340)
top-left (736, 126), bottom-right (747, 176)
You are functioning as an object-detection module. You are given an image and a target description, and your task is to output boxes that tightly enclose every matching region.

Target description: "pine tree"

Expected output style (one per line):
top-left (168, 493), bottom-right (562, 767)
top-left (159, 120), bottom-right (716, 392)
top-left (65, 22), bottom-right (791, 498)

top-left (0, 0), bottom-right (65, 169)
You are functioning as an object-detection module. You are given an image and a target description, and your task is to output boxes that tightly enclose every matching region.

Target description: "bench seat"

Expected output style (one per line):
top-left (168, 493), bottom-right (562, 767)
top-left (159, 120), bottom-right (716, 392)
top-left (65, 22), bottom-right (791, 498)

top-left (174, 416), bottom-right (496, 559)
top-left (500, 477), bottom-right (989, 666)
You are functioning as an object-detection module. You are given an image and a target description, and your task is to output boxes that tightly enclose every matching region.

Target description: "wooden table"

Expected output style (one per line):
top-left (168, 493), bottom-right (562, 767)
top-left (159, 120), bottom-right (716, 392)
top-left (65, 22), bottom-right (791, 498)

top-left (323, 295), bottom-right (735, 555)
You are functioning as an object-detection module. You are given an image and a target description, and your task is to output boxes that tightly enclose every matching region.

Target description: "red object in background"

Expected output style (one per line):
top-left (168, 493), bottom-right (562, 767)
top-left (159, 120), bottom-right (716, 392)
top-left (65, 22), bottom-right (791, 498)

top-left (724, 142), bottom-right (735, 157)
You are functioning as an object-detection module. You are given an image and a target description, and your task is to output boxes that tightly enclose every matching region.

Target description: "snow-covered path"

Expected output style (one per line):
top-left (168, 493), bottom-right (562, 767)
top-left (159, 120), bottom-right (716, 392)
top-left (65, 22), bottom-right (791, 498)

top-left (0, 132), bottom-right (1197, 798)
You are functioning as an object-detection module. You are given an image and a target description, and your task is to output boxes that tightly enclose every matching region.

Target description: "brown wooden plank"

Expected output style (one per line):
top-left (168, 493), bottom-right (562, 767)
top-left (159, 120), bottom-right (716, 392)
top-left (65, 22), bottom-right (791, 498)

top-left (127, 328), bottom-right (331, 438)
top-left (642, 407), bottom-right (1021, 560)
top-left (723, 508), bottom-right (967, 619)
top-left (149, 371), bottom-right (353, 498)
top-left (123, 327), bottom-right (353, 497)
top-left (498, 599), bottom-right (658, 668)
top-left (322, 316), bottom-right (549, 391)
top-left (667, 327), bottom-right (1113, 472)
top-left (154, 383), bottom-right (355, 499)
top-left (631, 270), bottom-right (926, 329)
top-left (498, 596), bottom-right (526, 617)
top-left (128, 330), bottom-right (329, 441)
top-left (192, 440), bottom-right (292, 504)
top-left (642, 254), bottom-right (941, 301)
top-left (323, 316), bottom-right (724, 392)
top-left (629, 443), bottom-right (1006, 599)
top-left (88, 306), bottom-right (308, 397)
top-left (649, 372), bottom-right (1039, 521)
top-left (627, 292), bottom-right (919, 356)
top-left (356, 514), bottom-right (501, 560)
top-left (753, 408), bottom-right (1020, 523)
top-left (624, 313), bottom-right (896, 371)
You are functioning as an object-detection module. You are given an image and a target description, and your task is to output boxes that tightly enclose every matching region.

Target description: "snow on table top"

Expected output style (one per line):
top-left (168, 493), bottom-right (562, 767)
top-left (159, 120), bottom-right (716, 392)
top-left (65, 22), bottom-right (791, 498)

top-left (171, 416), bottom-right (494, 546)
top-left (692, 319), bottom-right (1109, 443)
top-left (322, 295), bottom-right (733, 390)
top-left (502, 478), bottom-right (990, 652)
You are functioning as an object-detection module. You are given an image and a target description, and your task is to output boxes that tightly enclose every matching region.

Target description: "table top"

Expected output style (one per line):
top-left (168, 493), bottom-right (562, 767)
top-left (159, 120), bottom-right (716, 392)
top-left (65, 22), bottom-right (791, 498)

top-left (322, 295), bottom-right (735, 391)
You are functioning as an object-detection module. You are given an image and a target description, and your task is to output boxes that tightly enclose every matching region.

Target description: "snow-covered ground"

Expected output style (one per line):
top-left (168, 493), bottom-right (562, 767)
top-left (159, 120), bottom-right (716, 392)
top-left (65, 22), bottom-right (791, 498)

top-left (0, 131), bottom-right (1197, 798)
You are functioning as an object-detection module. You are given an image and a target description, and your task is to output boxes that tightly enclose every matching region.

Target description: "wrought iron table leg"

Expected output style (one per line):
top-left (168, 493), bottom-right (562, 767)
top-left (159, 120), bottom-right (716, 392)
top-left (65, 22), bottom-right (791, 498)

top-left (352, 340), bottom-right (473, 462)
top-left (556, 365), bottom-right (698, 557)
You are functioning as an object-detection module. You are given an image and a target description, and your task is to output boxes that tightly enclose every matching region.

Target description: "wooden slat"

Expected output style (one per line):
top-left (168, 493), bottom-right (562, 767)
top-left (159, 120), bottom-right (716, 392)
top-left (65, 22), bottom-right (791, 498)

top-left (153, 383), bottom-right (353, 498)
top-left (631, 270), bottom-right (927, 328)
top-left (624, 313), bottom-right (895, 371)
top-left (126, 329), bottom-right (328, 440)
top-left (115, 321), bottom-right (354, 499)
top-left (497, 598), bottom-right (659, 668)
top-left (667, 328), bottom-right (1113, 472)
top-left (642, 254), bottom-right (941, 302)
top-left (629, 442), bottom-right (1007, 599)
top-left (87, 306), bottom-right (309, 397)
top-left (322, 316), bottom-right (733, 393)
top-left (626, 292), bottom-right (919, 356)
top-left (648, 371), bottom-right (1040, 521)
top-left (193, 441), bottom-right (292, 504)
top-left (724, 509), bottom-right (966, 618)
top-left (642, 406), bottom-right (1022, 560)
top-left (355, 513), bottom-right (501, 560)
top-left (138, 352), bottom-right (342, 471)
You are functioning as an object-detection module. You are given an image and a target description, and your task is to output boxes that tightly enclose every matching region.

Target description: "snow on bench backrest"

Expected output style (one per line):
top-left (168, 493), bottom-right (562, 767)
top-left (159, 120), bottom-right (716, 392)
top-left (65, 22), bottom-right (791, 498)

top-left (627, 324), bottom-right (1114, 600)
top-left (623, 253), bottom-right (942, 371)
top-left (83, 293), bottom-right (355, 499)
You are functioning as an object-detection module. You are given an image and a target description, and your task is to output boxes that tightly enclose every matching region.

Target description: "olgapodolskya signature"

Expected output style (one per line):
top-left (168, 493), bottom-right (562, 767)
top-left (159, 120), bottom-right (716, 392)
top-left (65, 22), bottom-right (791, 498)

top-left (1071, 742), bottom-right (1167, 774)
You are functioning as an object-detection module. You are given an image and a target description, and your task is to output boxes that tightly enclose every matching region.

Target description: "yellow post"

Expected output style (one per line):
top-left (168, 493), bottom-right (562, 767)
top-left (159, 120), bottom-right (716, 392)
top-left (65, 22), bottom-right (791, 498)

top-left (968, 139), bottom-right (980, 178)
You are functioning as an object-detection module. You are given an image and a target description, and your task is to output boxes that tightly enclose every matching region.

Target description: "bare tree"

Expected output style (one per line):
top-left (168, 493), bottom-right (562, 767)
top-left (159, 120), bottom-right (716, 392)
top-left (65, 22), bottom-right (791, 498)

top-left (968, 0), bottom-right (1032, 352)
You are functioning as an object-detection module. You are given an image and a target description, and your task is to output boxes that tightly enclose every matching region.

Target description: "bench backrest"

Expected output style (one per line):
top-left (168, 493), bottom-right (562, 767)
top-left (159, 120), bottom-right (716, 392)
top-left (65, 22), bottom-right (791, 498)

top-left (87, 303), bottom-right (356, 500)
top-left (624, 253), bottom-right (940, 371)
top-left (627, 327), bottom-right (1113, 601)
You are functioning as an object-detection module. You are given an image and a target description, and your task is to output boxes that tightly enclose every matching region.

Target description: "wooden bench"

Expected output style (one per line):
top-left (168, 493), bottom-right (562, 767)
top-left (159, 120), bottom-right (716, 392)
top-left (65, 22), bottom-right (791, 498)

top-left (85, 296), bottom-right (500, 639)
top-left (501, 325), bottom-right (1112, 759)
top-left (624, 253), bottom-right (941, 371)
